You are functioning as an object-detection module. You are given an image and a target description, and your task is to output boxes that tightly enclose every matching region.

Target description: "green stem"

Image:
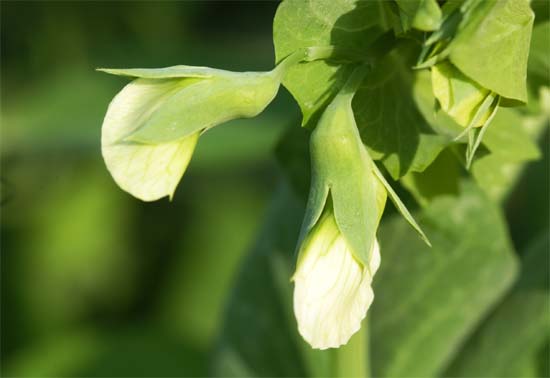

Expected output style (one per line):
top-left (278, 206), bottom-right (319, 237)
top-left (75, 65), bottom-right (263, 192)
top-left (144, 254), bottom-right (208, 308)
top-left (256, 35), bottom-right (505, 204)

top-left (333, 317), bottom-right (370, 377)
top-left (339, 64), bottom-right (371, 98)
top-left (274, 31), bottom-right (398, 80)
top-left (273, 46), bottom-right (336, 79)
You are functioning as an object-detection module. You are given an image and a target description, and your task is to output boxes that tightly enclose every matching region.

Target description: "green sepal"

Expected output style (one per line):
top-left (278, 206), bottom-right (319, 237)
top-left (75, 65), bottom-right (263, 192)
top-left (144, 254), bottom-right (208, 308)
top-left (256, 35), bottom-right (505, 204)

top-left (297, 67), bottom-right (387, 268)
top-left (372, 163), bottom-right (431, 247)
top-left (465, 95), bottom-right (501, 169)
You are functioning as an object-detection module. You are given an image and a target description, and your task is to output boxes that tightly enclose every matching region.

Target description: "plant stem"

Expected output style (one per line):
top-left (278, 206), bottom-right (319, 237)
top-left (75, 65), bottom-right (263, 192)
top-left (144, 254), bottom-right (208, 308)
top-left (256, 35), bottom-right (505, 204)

top-left (333, 317), bottom-right (370, 377)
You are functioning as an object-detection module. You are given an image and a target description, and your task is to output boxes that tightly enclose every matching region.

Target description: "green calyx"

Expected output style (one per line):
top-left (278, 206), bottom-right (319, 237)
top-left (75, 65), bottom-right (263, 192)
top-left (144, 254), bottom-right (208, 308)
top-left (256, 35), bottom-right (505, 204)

top-left (296, 64), bottom-right (432, 268)
top-left (297, 65), bottom-right (387, 268)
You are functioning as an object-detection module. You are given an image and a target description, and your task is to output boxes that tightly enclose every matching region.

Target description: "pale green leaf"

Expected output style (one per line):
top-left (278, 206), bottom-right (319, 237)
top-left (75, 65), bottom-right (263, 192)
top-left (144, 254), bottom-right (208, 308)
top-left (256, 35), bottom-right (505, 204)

top-left (471, 107), bottom-right (542, 201)
top-left (371, 181), bottom-right (518, 377)
top-left (445, 231), bottom-right (550, 377)
top-left (448, 0), bottom-right (534, 102)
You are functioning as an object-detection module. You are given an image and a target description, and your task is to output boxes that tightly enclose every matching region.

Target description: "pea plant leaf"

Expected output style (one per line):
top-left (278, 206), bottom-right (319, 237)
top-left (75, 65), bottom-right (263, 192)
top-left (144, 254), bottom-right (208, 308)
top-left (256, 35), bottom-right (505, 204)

top-left (273, 0), bottom-right (448, 178)
top-left (273, 0), bottom-right (388, 126)
top-left (353, 50), bottom-right (448, 179)
top-left (444, 231), bottom-right (550, 377)
top-left (412, 67), bottom-right (544, 202)
top-left (447, 0), bottom-right (534, 103)
top-left (471, 107), bottom-right (542, 201)
top-left (212, 184), bottom-right (311, 377)
top-left (370, 181), bottom-right (518, 377)
top-left (527, 21), bottom-right (550, 92)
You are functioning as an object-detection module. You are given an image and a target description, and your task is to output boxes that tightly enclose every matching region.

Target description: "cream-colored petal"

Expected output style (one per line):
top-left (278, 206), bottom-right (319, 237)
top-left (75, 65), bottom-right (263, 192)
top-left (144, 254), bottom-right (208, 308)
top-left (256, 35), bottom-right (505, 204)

top-left (101, 78), bottom-right (198, 201)
top-left (293, 210), bottom-right (381, 350)
top-left (369, 239), bottom-right (381, 276)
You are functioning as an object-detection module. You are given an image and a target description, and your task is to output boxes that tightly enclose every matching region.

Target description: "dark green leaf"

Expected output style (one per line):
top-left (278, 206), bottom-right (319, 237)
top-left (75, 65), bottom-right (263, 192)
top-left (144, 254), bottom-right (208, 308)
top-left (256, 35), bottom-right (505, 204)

top-left (354, 50), bottom-right (448, 178)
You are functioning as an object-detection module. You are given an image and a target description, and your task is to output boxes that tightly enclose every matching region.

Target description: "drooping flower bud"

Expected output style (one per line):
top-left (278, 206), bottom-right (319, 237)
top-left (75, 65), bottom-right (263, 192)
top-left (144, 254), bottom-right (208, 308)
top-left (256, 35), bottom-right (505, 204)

top-left (100, 65), bottom-right (283, 201)
top-left (293, 204), bottom-right (381, 350)
top-left (292, 65), bottom-right (430, 349)
top-left (293, 66), bottom-right (387, 349)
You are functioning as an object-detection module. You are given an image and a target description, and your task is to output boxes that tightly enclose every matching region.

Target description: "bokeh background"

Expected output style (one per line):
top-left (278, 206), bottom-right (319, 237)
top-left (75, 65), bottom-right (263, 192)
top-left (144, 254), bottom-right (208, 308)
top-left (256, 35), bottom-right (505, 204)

top-left (1, 1), bottom-right (549, 377)
top-left (1, 1), bottom-right (300, 376)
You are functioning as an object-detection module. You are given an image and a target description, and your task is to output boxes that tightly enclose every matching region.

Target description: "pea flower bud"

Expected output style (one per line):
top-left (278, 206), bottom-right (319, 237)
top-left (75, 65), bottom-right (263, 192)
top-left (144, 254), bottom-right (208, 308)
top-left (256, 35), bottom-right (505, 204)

top-left (431, 61), bottom-right (497, 128)
top-left (100, 65), bottom-right (283, 201)
top-left (293, 67), bottom-right (387, 349)
top-left (293, 204), bottom-right (381, 350)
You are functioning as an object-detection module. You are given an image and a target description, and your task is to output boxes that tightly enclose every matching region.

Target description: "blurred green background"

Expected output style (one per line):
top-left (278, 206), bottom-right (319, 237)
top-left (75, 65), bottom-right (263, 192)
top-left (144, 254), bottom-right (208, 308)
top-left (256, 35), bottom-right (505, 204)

top-left (1, 1), bottom-right (549, 378)
top-left (1, 1), bottom-right (299, 376)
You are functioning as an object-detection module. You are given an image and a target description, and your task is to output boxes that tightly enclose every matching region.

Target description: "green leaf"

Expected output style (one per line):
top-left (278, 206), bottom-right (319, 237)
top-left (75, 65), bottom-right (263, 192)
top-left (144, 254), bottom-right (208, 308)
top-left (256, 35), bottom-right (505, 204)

top-left (353, 50), bottom-right (448, 178)
top-left (273, 0), bottom-right (387, 126)
top-left (471, 107), bottom-right (542, 201)
top-left (414, 67), bottom-right (543, 202)
top-left (273, 0), bottom-right (448, 178)
top-left (370, 181), bottom-right (518, 377)
top-left (101, 78), bottom-right (200, 201)
top-left (448, 0), bottom-right (534, 102)
top-left (528, 21), bottom-right (550, 91)
top-left (401, 149), bottom-right (460, 207)
top-left (213, 184), bottom-right (310, 377)
top-left (444, 231), bottom-right (550, 377)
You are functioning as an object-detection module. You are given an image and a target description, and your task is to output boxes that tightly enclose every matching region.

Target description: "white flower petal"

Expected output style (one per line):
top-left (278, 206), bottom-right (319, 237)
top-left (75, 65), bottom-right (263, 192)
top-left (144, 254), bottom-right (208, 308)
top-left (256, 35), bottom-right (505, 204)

top-left (101, 78), bottom-right (199, 202)
top-left (293, 212), bottom-right (381, 350)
